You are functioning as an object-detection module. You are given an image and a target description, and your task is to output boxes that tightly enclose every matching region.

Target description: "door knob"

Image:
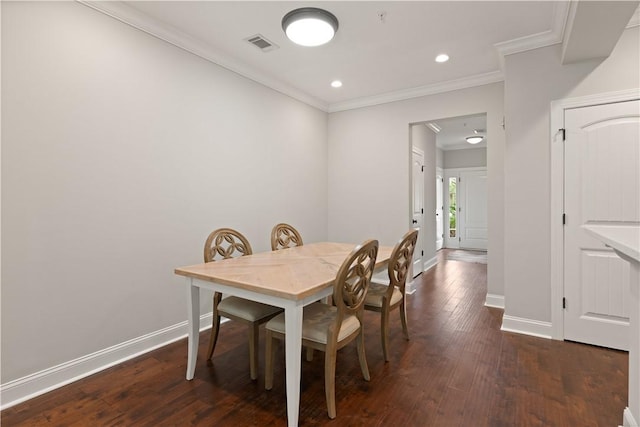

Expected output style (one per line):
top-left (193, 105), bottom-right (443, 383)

top-left (412, 219), bottom-right (418, 224)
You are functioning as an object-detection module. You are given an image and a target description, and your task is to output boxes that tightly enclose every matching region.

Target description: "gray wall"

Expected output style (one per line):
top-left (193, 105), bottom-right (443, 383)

top-left (444, 147), bottom-right (487, 169)
top-left (436, 148), bottom-right (444, 169)
top-left (503, 26), bottom-right (639, 323)
top-left (1, 2), bottom-right (328, 382)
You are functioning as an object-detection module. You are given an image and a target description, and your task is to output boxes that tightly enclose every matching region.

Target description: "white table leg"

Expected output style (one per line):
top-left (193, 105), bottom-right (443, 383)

top-left (186, 278), bottom-right (200, 380)
top-left (284, 304), bottom-right (303, 427)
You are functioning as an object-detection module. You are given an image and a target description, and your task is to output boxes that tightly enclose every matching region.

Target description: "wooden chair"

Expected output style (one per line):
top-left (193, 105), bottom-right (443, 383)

top-left (270, 223), bottom-right (303, 250)
top-left (204, 228), bottom-right (283, 380)
top-left (364, 229), bottom-right (418, 362)
top-left (265, 239), bottom-right (379, 419)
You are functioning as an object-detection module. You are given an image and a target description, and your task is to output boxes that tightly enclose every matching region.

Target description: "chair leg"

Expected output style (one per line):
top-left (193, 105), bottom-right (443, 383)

top-left (265, 330), bottom-right (274, 390)
top-left (206, 293), bottom-right (223, 360)
top-left (356, 329), bottom-right (370, 381)
top-left (324, 346), bottom-right (338, 419)
top-left (381, 305), bottom-right (390, 362)
top-left (400, 300), bottom-right (410, 341)
top-left (248, 323), bottom-right (259, 381)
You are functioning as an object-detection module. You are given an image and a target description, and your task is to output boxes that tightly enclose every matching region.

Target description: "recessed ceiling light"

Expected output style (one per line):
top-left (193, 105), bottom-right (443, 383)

top-left (435, 54), bottom-right (449, 63)
top-left (331, 80), bottom-right (342, 88)
top-left (466, 136), bottom-right (484, 144)
top-left (282, 8), bottom-right (339, 47)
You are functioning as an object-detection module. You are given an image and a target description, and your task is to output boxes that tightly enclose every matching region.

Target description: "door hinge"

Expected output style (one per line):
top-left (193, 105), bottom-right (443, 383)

top-left (562, 297), bottom-right (567, 309)
top-left (458, 237), bottom-right (461, 242)
top-left (560, 128), bottom-right (566, 141)
top-left (421, 208), bottom-right (424, 214)
top-left (421, 250), bottom-right (424, 256)
top-left (421, 165), bottom-right (424, 172)
top-left (562, 213), bottom-right (566, 225)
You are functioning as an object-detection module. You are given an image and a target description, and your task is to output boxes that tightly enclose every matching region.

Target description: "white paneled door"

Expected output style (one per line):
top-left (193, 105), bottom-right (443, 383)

top-left (459, 170), bottom-right (488, 250)
top-left (412, 147), bottom-right (424, 277)
top-left (564, 99), bottom-right (640, 351)
top-left (436, 171), bottom-right (444, 251)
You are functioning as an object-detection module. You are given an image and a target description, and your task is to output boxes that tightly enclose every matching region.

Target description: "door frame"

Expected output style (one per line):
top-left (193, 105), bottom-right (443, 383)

top-left (549, 88), bottom-right (640, 341)
top-left (436, 167), bottom-right (444, 251)
top-left (411, 146), bottom-right (425, 277)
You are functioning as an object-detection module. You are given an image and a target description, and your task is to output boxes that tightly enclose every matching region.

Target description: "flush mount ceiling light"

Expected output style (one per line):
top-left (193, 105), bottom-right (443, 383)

top-left (282, 8), bottom-right (339, 47)
top-left (331, 80), bottom-right (343, 88)
top-left (466, 136), bottom-right (484, 144)
top-left (435, 53), bottom-right (449, 63)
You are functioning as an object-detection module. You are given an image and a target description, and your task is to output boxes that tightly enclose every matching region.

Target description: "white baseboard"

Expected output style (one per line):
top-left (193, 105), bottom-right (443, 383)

top-left (484, 293), bottom-right (505, 309)
top-left (406, 278), bottom-right (417, 295)
top-left (406, 256), bottom-right (438, 294)
top-left (0, 313), bottom-right (214, 410)
top-left (423, 256), bottom-right (438, 273)
top-left (374, 256), bottom-right (438, 295)
top-left (624, 407), bottom-right (638, 427)
top-left (500, 314), bottom-right (552, 339)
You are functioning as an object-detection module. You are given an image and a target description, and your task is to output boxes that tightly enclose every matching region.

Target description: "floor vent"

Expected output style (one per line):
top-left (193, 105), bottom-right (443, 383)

top-left (245, 34), bottom-right (279, 52)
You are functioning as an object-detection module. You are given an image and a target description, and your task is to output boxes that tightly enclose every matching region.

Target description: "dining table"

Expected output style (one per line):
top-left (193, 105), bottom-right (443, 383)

top-left (174, 241), bottom-right (393, 427)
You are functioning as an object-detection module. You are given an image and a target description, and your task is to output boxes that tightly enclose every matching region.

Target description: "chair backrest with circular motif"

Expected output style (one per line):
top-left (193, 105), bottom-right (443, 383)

top-left (270, 223), bottom-right (303, 251)
top-left (204, 228), bottom-right (253, 263)
top-left (333, 239), bottom-right (379, 318)
top-left (387, 229), bottom-right (419, 296)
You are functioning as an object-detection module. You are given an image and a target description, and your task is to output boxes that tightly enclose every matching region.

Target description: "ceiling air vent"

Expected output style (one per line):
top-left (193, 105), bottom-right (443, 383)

top-left (245, 34), bottom-right (279, 52)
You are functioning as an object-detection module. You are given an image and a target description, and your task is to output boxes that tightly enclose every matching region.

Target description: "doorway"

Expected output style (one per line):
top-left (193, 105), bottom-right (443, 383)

top-left (445, 175), bottom-right (459, 248)
top-left (410, 113), bottom-right (489, 278)
top-left (432, 113), bottom-right (488, 251)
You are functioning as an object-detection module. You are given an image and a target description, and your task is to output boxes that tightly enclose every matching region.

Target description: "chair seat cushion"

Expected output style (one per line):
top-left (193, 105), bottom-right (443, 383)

top-left (364, 282), bottom-right (403, 308)
top-left (217, 296), bottom-right (282, 322)
top-left (266, 302), bottom-right (361, 345)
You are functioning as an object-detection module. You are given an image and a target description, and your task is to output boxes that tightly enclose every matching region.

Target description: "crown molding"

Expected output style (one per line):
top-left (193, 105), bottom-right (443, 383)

top-left (494, 1), bottom-right (570, 68)
top-left (628, 5), bottom-right (640, 28)
top-left (78, 1), bottom-right (580, 115)
top-left (327, 71), bottom-right (504, 113)
top-left (78, 1), bottom-right (329, 112)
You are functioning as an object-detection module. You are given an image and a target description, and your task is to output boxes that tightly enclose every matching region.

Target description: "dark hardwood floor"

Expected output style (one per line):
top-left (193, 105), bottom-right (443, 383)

top-left (2, 250), bottom-right (628, 426)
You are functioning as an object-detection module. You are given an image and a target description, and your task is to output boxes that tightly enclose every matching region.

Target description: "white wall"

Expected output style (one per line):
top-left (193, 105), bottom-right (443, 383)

top-left (1, 2), bottom-right (328, 383)
top-left (411, 124), bottom-right (437, 265)
top-left (436, 147), bottom-right (444, 169)
top-left (327, 83), bottom-right (505, 297)
top-left (503, 27), bottom-right (639, 324)
top-left (443, 147), bottom-right (487, 169)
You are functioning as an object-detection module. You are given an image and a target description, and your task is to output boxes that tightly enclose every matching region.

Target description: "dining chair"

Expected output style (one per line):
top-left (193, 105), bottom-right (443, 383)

top-left (270, 223), bottom-right (303, 250)
top-left (265, 239), bottom-right (379, 419)
top-left (364, 229), bottom-right (418, 362)
top-left (204, 228), bottom-right (283, 380)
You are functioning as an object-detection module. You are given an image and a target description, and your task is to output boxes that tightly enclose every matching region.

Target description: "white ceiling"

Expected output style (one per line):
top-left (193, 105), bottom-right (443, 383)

top-left (86, 1), bottom-right (569, 111)
top-left (84, 1), bottom-right (638, 112)
top-left (429, 113), bottom-right (488, 151)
